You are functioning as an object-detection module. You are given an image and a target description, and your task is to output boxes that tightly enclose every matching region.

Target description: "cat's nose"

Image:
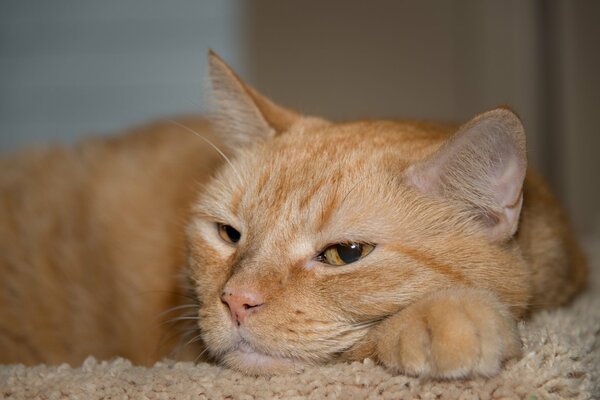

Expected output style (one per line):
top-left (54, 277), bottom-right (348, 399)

top-left (220, 289), bottom-right (264, 326)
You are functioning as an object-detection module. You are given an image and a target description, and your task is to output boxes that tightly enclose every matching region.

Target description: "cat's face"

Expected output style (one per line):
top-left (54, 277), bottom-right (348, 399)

top-left (184, 53), bottom-right (530, 374)
top-left (187, 121), bottom-right (444, 373)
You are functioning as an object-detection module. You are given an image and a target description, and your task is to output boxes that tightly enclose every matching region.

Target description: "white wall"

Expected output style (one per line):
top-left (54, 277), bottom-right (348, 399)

top-left (0, 0), bottom-right (247, 151)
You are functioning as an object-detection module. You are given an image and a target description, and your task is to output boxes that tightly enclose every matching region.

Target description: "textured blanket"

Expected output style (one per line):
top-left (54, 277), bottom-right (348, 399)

top-left (2, 241), bottom-right (599, 400)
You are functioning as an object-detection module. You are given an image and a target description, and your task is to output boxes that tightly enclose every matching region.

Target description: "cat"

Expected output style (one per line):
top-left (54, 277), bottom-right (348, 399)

top-left (0, 51), bottom-right (587, 380)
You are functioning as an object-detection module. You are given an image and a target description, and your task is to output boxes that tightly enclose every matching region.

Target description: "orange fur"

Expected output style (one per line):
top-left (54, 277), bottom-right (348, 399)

top-left (0, 53), bottom-right (586, 379)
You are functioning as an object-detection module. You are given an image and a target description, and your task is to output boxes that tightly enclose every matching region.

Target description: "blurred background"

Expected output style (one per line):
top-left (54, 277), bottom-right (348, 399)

top-left (1, 0), bottom-right (598, 239)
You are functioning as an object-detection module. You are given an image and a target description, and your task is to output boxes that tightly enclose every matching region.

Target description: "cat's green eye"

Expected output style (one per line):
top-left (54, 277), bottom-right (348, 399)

top-left (217, 223), bottom-right (241, 244)
top-left (318, 242), bottom-right (375, 266)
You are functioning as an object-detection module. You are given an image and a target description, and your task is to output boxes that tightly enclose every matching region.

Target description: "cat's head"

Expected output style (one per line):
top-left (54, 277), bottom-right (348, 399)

top-left (185, 52), bottom-right (531, 374)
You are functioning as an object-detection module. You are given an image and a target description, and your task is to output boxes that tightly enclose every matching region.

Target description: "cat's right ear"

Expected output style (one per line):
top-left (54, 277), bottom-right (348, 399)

top-left (208, 50), bottom-right (301, 148)
top-left (405, 108), bottom-right (527, 243)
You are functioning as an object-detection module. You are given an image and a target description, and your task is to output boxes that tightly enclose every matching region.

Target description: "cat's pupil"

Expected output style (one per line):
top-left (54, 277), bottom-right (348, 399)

top-left (224, 225), bottom-right (240, 243)
top-left (336, 243), bottom-right (363, 264)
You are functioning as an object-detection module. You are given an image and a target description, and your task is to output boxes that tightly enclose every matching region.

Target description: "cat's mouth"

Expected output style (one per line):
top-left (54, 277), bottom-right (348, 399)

top-left (222, 340), bottom-right (306, 375)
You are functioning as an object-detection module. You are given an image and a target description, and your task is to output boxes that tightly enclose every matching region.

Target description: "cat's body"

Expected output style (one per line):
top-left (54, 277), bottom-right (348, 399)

top-left (0, 53), bottom-right (587, 379)
top-left (0, 119), bottom-right (217, 365)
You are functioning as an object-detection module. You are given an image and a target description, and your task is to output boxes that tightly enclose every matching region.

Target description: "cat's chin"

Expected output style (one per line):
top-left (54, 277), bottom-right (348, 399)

top-left (222, 342), bottom-right (306, 375)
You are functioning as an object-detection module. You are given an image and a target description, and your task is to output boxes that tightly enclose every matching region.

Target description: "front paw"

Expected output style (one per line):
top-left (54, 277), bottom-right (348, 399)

top-left (375, 288), bottom-right (521, 379)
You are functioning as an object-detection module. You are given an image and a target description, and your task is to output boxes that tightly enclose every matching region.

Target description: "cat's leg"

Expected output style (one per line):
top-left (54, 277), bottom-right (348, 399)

top-left (373, 288), bottom-right (521, 379)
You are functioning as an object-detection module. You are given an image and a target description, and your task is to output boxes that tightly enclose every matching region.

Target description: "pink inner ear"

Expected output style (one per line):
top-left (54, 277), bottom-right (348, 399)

top-left (493, 155), bottom-right (523, 208)
top-left (405, 109), bottom-right (527, 242)
top-left (485, 140), bottom-right (526, 240)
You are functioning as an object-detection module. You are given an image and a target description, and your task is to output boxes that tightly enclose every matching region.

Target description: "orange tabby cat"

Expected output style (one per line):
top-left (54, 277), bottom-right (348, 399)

top-left (0, 52), bottom-right (586, 379)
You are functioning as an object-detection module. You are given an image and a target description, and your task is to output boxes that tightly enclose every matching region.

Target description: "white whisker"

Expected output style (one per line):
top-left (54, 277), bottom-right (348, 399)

top-left (194, 346), bottom-right (211, 364)
top-left (184, 333), bottom-right (204, 348)
top-left (156, 304), bottom-right (198, 319)
top-left (169, 316), bottom-right (200, 321)
top-left (163, 316), bottom-right (200, 326)
top-left (168, 119), bottom-right (244, 186)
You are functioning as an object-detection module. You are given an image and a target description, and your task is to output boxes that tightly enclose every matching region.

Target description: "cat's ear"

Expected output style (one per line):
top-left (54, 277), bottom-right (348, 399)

top-left (208, 50), bottom-right (301, 147)
top-left (405, 108), bottom-right (527, 242)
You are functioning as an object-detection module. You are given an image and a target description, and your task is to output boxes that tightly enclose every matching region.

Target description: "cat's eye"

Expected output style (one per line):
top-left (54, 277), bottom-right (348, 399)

top-left (217, 223), bottom-right (241, 244)
top-left (318, 242), bottom-right (375, 266)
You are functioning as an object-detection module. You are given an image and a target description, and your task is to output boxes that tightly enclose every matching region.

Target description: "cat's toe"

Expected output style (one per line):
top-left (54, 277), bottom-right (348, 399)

top-left (375, 298), bottom-right (437, 376)
top-left (389, 314), bottom-right (431, 376)
top-left (427, 303), bottom-right (483, 378)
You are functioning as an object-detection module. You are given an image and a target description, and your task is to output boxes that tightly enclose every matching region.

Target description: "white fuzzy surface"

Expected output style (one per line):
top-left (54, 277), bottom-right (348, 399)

top-left (2, 241), bottom-right (599, 400)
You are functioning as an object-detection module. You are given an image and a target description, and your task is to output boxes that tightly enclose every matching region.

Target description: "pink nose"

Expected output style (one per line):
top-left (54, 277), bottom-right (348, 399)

top-left (220, 289), bottom-right (264, 326)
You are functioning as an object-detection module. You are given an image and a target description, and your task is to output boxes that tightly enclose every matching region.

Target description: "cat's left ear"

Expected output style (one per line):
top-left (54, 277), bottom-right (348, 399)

top-left (405, 108), bottom-right (527, 242)
top-left (208, 50), bottom-right (301, 147)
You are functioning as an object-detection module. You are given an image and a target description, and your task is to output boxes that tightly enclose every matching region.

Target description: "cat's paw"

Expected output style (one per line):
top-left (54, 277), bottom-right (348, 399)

top-left (375, 288), bottom-right (521, 379)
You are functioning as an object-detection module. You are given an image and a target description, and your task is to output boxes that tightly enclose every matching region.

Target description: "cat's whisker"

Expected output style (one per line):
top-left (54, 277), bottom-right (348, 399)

top-left (155, 320), bottom-right (199, 358)
top-left (183, 333), bottom-right (205, 348)
top-left (156, 304), bottom-right (199, 320)
top-left (194, 346), bottom-right (211, 364)
top-left (168, 119), bottom-right (244, 186)
top-left (164, 316), bottom-right (200, 324)
top-left (503, 301), bottom-right (570, 309)
top-left (166, 327), bottom-right (204, 359)
top-left (351, 318), bottom-right (385, 329)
